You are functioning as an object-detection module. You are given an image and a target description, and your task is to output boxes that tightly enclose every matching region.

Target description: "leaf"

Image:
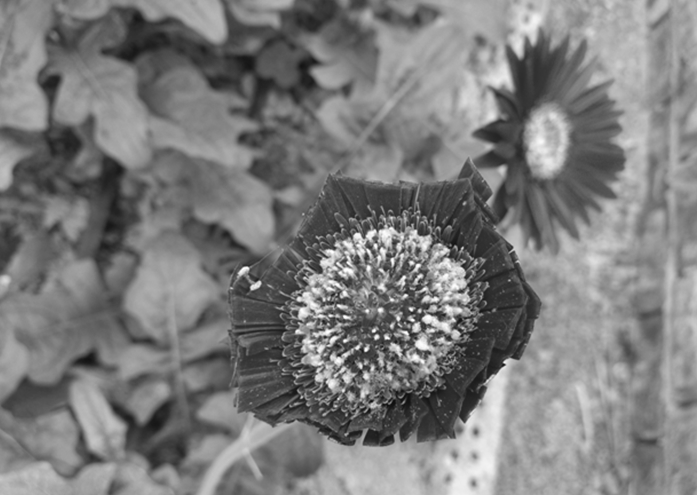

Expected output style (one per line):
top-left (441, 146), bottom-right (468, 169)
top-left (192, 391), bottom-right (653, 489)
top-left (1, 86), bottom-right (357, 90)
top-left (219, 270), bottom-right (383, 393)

top-left (0, 462), bottom-right (71, 495)
top-left (69, 379), bottom-right (127, 460)
top-left (48, 15), bottom-right (151, 169)
top-left (58, 0), bottom-right (228, 44)
top-left (0, 408), bottom-right (83, 475)
top-left (255, 39), bottom-right (305, 88)
top-left (43, 196), bottom-right (90, 241)
top-left (418, 0), bottom-right (507, 42)
top-left (225, 0), bottom-right (294, 28)
top-left (268, 424), bottom-right (324, 478)
top-left (70, 463), bottom-right (117, 495)
top-left (191, 160), bottom-right (275, 255)
top-left (111, 461), bottom-right (173, 495)
top-left (123, 231), bottom-right (219, 343)
top-left (0, 329), bottom-right (29, 403)
top-left (0, 259), bottom-right (130, 384)
top-left (196, 391), bottom-right (245, 433)
top-left (182, 357), bottom-right (232, 392)
top-left (0, 131), bottom-right (34, 190)
top-left (139, 53), bottom-right (257, 169)
top-left (0, 0), bottom-right (53, 130)
top-left (124, 378), bottom-right (172, 426)
top-left (302, 16), bottom-right (377, 90)
top-left (117, 319), bottom-right (229, 380)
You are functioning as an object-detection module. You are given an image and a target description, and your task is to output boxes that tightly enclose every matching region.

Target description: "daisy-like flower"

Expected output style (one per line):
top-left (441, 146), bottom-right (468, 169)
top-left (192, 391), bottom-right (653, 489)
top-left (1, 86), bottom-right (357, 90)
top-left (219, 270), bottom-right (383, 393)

top-left (473, 30), bottom-right (625, 252)
top-left (229, 159), bottom-right (540, 446)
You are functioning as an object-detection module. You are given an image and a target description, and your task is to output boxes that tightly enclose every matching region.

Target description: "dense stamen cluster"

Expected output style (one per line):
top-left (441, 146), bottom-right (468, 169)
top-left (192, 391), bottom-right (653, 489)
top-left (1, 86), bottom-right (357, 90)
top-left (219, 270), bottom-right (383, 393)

top-left (523, 102), bottom-right (572, 180)
top-left (284, 211), bottom-right (485, 415)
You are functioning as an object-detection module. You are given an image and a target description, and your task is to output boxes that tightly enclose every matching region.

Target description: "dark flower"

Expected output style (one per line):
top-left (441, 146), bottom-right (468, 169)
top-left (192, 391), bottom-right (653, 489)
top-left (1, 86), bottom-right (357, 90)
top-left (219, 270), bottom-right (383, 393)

top-left (228, 159), bottom-right (540, 446)
top-left (473, 30), bottom-right (625, 252)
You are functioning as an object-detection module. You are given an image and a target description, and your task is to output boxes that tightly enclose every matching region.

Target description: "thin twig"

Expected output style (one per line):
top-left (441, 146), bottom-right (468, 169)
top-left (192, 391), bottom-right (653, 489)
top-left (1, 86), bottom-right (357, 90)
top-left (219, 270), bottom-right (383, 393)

top-left (196, 421), bottom-right (293, 495)
top-left (662, 0), bottom-right (682, 485)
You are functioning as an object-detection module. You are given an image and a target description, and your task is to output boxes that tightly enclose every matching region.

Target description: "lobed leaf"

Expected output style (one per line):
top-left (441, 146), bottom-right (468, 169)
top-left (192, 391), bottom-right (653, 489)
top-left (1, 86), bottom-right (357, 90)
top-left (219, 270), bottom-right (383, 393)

top-left (48, 15), bottom-right (151, 168)
top-left (68, 379), bottom-right (127, 461)
top-left (140, 55), bottom-right (257, 169)
top-left (123, 231), bottom-right (219, 343)
top-left (0, 131), bottom-right (34, 190)
top-left (0, 0), bottom-right (52, 130)
top-left (58, 0), bottom-right (227, 44)
top-left (0, 259), bottom-right (130, 384)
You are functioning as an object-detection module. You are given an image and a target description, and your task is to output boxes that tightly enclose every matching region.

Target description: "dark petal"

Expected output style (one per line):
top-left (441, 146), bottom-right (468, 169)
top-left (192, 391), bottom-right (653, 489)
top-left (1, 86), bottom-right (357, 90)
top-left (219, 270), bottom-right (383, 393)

top-left (556, 181), bottom-right (594, 223)
top-left (458, 157), bottom-right (494, 202)
top-left (505, 45), bottom-right (524, 100)
top-left (482, 268), bottom-right (527, 310)
top-left (415, 407), bottom-right (448, 442)
top-left (423, 384), bottom-right (464, 440)
top-left (543, 183), bottom-right (581, 239)
top-left (364, 429), bottom-right (395, 446)
top-left (476, 307), bottom-right (525, 351)
top-left (526, 183), bottom-right (560, 253)
top-left (472, 120), bottom-right (507, 144)
top-left (347, 408), bottom-right (385, 433)
top-left (445, 335), bottom-right (495, 395)
top-left (236, 349), bottom-right (297, 413)
top-left (565, 167), bottom-right (618, 199)
top-left (417, 179), bottom-right (468, 230)
top-left (492, 87), bottom-right (524, 119)
top-left (333, 175), bottom-right (373, 218)
top-left (477, 236), bottom-right (516, 281)
top-left (472, 150), bottom-right (507, 168)
top-left (254, 392), bottom-right (299, 416)
top-left (398, 395), bottom-right (430, 442)
top-left (458, 385), bottom-right (487, 422)
top-left (237, 331), bottom-right (284, 355)
top-left (230, 297), bottom-right (285, 332)
top-left (364, 181), bottom-right (405, 216)
top-left (321, 174), bottom-right (361, 223)
top-left (380, 399), bottom-right (410, 439)
top-left (568, 80), bottom-right (615, 115)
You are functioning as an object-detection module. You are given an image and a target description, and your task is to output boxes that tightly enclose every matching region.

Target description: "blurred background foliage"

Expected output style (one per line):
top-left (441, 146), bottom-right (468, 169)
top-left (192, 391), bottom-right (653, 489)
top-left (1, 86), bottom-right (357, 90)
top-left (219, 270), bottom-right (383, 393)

top-left (0, 0), bottom-right (514, 493)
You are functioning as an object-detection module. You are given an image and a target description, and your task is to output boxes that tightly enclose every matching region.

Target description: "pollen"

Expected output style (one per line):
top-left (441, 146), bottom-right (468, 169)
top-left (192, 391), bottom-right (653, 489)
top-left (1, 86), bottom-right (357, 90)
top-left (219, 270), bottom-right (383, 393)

top-left (283, 210), bottom-right (486, 415)
top-left (523, 102), bottom-right (572, 180)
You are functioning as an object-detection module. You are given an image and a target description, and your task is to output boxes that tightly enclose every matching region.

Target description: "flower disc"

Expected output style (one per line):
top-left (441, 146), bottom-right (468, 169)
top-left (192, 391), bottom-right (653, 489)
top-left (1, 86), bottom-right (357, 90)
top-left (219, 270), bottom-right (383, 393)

top-left (283, 210), bottom-right (486, 416)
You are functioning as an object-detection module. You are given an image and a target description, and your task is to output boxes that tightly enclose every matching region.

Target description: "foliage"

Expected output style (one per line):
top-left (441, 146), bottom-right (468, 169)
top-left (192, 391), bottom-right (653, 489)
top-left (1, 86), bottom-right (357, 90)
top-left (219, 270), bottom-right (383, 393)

top-left (0, 0), bottom-right (505, 493)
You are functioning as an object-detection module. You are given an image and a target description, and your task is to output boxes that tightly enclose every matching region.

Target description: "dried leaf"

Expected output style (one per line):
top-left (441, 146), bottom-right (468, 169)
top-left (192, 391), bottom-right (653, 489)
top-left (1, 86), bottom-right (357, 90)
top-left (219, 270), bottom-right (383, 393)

top-left (196, 391), bottom-right (245, 433)
top-left (0, 330), bottom-right (29, 403)
top-left (255, 39), bottom-right (305, 88)
top-left (0, 462), bottom-right (71, 495)
top-left (43, 196), bottom-right (90, 241)
top-left (226, 0), bottom-right (294, 28)
top-left (303, 16), bottom-right (377, 90)
top-left (70, 462), bottom-right (117, 495)
top-left (117, 319), bottom-right (229, 380)
top-left (191, 160), bottom-right (275, 255)
top-left (0, 131), bottom-right (34, 190)
top-left (0, 408), bottom-right (83, 476)
top-left (58, 0), bottom-right (227, 44)
top-left (0, 0), bottom-right (52, 130)
top-left (69, 379), bottom-right (127, 460)
top-left (139, 56), bottom-right (256, 169)
top-left (123, 232), bottom-right (219, 342)
top-left (269, 424), bottom-right (324, 478)
top-left (124, 378), bottom-right (172, 426)
top-left (1, 259), bottom-right (130, 384)
top-left (111, 461), bottom-right (173, 495)
top-left (48, 15), bottom-right (151, 169)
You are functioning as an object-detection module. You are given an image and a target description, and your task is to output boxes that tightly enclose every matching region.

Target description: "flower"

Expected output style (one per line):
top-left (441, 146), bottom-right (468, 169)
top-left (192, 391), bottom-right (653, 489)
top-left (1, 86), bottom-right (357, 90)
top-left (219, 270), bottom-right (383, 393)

top-left (473, 30), bottom-right (625, 252)
top-left (228, 159), bottom-right (540, 446)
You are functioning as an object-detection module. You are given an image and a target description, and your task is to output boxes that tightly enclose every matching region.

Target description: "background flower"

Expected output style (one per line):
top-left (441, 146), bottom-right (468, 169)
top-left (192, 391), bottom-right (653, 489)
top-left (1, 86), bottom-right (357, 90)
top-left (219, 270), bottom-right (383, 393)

top-left (473, 30), bottom-right (625, 252)
top-left (229, 159), bottom-right (541, 446)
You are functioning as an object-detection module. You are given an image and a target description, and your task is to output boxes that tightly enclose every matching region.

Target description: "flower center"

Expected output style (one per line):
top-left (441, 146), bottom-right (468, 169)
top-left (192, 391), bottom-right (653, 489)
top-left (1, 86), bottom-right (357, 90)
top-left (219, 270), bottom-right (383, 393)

top-left (283, 211), bottom-right (485, 416)
top-left (523, 102), bottom-right (571, 180)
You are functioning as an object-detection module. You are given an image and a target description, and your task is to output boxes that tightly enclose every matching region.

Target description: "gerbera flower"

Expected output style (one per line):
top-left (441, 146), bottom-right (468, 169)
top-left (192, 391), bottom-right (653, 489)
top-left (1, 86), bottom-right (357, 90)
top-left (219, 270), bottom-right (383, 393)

top-left (228, 159), bottom-right (540, 446)
top-left (473, 30), bottom-right (625, 252)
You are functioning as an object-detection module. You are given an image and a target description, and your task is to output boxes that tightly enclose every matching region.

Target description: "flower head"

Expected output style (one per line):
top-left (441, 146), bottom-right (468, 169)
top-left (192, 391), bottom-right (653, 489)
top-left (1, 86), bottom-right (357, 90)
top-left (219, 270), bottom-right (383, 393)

top-left (473, 30), bottom-right (625, 252)
top-left (229, 159), bottom-right (540, 446)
